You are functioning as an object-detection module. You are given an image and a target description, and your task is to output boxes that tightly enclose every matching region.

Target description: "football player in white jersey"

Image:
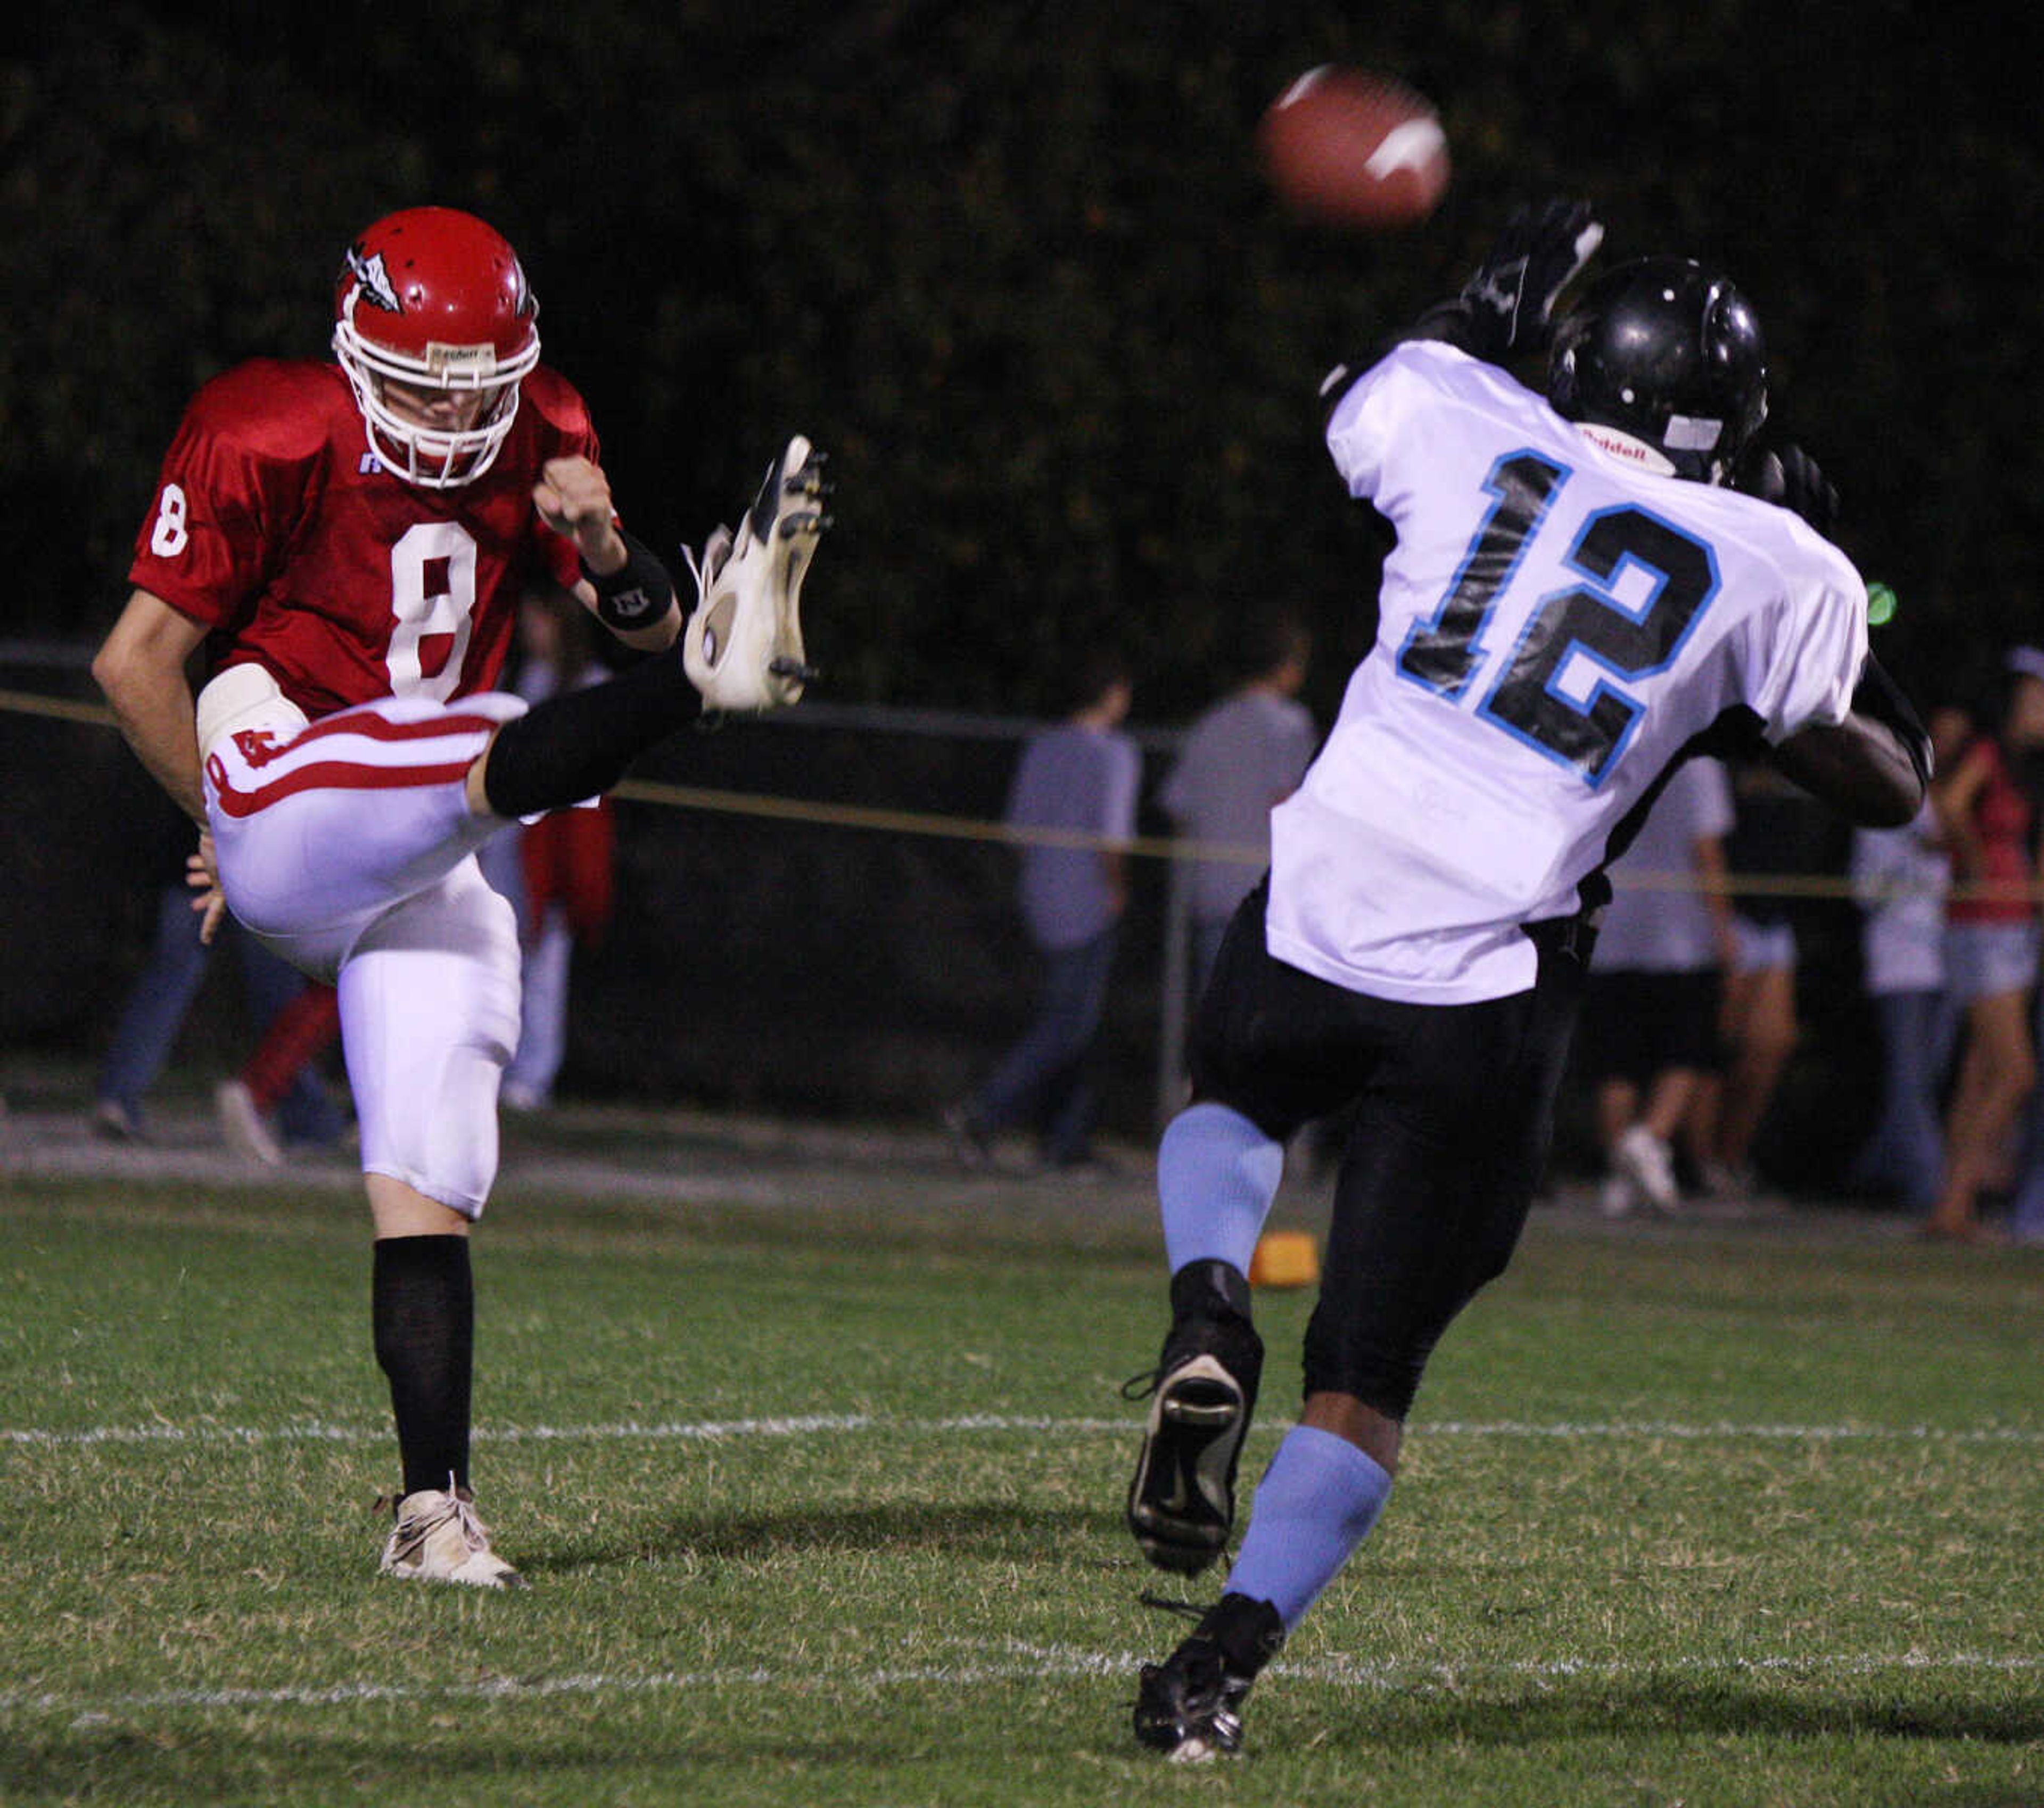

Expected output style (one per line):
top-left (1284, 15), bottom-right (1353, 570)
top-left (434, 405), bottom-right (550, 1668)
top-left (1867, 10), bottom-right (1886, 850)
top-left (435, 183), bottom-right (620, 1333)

top-left (93, 207), bottom-right (826, 1588)
top-left (1125, 199), bottom-right (1931, 1758)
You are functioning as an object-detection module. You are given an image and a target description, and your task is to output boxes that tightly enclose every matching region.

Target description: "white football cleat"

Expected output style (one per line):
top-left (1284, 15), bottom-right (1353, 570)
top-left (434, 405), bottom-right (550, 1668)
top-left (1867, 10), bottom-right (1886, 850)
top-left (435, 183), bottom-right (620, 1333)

top-left (378, 1485), bottom-right (526, 1589)
top-left (682, 435), bottom-right (827, 713)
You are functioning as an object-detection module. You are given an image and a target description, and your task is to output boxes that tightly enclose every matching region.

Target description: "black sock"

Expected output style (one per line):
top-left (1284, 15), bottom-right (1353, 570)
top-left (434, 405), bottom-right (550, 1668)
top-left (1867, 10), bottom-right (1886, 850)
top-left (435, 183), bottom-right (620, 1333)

top-left (1171, 1258), bottom-right (1253, 1324)
top-left (481, 644), bottom-right (701, 819)
top-left (372, 1235), bottom-right (475, 1498)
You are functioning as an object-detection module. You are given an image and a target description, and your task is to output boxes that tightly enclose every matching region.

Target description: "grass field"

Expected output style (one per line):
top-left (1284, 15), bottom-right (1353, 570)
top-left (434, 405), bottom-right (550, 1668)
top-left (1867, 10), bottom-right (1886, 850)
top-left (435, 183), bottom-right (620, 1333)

top-left (3, 1111), bottom-right (2042, 1806)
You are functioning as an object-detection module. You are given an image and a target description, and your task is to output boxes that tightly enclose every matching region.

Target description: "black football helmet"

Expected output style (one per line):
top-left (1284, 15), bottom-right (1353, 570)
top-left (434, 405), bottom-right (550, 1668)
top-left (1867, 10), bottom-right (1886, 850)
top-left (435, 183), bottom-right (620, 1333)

top-left (1545, 256), bottom-right (1768, 484)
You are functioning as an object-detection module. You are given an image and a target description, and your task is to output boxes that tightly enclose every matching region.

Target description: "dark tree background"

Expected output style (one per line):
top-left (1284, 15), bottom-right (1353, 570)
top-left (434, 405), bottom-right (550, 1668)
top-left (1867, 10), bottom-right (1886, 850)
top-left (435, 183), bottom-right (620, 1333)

top-left (9, 1), bottom-right (2037, 709)
top-left (3, 2), bottom-right (2038, 1176)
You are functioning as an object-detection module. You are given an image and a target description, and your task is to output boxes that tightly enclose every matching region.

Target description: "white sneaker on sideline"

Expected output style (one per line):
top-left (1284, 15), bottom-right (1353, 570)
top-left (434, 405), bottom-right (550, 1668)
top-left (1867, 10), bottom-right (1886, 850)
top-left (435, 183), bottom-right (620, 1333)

top-left (215, 1078), bottom-right (284, 1167)
top-left (378, 1486), bottom-right (526, 1589)
top-left (1614, 1123), bottom-right (1680, 1214)
top-left (93, 1097), bottom-right (147, 1143)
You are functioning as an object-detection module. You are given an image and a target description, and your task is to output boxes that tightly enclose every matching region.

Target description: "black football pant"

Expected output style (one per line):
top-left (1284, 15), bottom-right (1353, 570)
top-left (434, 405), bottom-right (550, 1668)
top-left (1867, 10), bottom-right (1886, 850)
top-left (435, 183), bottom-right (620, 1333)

top-left (1188, 880), bottom-right (1590, 1420)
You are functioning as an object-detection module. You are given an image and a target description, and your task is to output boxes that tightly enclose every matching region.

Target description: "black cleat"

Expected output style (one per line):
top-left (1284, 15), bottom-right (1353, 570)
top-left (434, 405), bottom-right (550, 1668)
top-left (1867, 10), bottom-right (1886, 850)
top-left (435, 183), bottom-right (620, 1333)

top-left (1132, 1591), bottom-right (1285, 1760)
top-left (1124, 1261), bottom-right (1264, 1575)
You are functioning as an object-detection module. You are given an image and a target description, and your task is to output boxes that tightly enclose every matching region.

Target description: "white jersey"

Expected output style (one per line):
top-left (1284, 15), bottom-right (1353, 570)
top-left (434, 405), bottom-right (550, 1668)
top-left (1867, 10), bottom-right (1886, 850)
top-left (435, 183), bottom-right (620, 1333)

top-left (1268, 340), bottom-right (1867, 1005)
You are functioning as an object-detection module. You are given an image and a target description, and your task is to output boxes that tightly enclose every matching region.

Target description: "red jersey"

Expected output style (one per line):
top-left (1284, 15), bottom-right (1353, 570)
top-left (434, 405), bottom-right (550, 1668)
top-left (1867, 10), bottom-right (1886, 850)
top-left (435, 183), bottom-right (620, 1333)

top-left (128, 358), bottom-right (596, 719)
top-left (1948, 738), bottom-right (2034, 925)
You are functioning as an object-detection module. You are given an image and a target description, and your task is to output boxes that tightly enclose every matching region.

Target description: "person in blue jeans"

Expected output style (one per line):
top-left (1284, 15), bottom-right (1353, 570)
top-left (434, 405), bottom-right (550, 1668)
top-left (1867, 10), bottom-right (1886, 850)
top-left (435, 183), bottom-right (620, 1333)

top-left (94, 804), bottom-right (345, 1149)
top-left (946, 651), bottom-right (1139, 1173)
top-left (1847, 791), bottom-right (1957, 1213)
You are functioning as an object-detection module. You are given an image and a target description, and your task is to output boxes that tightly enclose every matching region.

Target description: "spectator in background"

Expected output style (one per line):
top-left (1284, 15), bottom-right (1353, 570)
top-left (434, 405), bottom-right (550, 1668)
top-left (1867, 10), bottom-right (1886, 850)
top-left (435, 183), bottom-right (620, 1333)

top-left (1922, 667), bottom-right (2040, 1242)
top-left (1683, 760), bottom-right (1832, 1198)
top-left (1847, 721), bottom-right (1961, 1213)
top-left (1160, 612), bottom-right (1317, 998)
top-left (483, 589), bottom-right (617, 1113)
top-left (95, 796), bottom-right (345, 1157)
top-left (945, 650), bottom-right (1139, 1174)
top-left (216, 979), bottom-right (347, 1165)
top-left (1577, 756), bottom-right (1737, 1216)
top-left (1990, 650), bottom-right (2044, 1243)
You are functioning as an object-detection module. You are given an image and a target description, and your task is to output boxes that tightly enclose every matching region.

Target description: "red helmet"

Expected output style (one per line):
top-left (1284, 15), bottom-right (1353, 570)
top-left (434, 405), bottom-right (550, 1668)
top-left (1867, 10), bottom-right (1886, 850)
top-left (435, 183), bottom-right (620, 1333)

top-left (332, 207), bottom-right (541, 488)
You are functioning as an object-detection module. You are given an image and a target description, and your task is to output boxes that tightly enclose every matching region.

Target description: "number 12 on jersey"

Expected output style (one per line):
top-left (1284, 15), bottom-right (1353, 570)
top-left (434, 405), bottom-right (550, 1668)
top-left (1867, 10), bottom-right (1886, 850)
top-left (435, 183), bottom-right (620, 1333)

top-left (1395, 450), bottom-right (1719, 786)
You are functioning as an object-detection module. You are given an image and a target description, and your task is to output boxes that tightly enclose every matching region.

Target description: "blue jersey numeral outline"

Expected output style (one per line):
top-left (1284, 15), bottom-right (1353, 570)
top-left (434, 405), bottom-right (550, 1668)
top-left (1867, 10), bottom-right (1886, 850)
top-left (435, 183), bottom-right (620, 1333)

top-left (1397, 450), bottom-right (1721, 786)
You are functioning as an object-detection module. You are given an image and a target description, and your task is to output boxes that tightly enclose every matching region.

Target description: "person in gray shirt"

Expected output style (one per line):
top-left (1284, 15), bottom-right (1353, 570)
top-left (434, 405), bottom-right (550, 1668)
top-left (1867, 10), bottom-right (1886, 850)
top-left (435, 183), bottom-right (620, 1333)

top-left (1161, 612), bottom-right (1318, 996)
top-left (946, 650), bottom-right (1140, 1172)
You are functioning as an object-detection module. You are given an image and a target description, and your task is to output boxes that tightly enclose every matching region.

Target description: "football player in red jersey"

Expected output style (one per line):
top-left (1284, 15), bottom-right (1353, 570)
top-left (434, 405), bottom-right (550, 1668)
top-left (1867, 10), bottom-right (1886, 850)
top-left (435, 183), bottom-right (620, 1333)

top-left (93, 206), bottom-right (827, 1588)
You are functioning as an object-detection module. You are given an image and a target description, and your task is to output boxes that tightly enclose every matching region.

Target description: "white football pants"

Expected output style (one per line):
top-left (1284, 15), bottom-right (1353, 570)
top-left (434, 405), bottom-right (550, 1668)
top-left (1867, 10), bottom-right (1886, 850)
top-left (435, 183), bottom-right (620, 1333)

top-left (202, 690), bottom-right (528, 1216)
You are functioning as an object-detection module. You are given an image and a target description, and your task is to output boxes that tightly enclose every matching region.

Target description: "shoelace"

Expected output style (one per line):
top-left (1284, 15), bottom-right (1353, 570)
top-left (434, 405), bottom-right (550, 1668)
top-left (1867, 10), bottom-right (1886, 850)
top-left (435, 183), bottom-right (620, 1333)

top-left (1119, 1367), bottom-right (1163, 1401)
top-left (444, 1491), bottom-right (493, 1553)
top-left (379, 1480), bottom-right (493, 1559)
top-left (680, 527), bottom-right (734, 601)
top-left (1138, 1591), bottom-right (1211, 1624)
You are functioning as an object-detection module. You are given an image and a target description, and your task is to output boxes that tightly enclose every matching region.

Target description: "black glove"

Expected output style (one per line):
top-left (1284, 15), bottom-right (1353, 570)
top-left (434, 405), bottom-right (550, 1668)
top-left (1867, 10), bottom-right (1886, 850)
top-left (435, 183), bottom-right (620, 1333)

top-left (1425, 198), bottom-right (1603, 364)
top-left (1740, 441), bottom-right (1840, 536)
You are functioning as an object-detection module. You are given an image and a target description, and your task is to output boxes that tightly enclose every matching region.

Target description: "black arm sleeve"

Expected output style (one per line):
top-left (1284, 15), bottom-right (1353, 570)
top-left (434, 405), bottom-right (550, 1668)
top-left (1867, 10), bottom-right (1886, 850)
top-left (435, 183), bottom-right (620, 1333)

top-left (1851, 651), bottom-right (1934, 791)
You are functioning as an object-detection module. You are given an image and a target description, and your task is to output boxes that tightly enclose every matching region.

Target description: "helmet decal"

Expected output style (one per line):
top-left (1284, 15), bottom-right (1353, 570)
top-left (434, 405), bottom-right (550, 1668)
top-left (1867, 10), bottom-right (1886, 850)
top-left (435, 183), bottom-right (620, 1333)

top-left (343, 246), bottom-right (402, 314)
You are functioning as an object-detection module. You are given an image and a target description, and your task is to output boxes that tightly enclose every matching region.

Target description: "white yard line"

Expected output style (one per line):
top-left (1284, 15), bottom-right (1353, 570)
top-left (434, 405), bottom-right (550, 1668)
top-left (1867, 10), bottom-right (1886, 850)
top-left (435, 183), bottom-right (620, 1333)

top-left (8, 1412), bottom-right (2044, 1448)
top-left (5, 1645), bottom-right (2039, 1721)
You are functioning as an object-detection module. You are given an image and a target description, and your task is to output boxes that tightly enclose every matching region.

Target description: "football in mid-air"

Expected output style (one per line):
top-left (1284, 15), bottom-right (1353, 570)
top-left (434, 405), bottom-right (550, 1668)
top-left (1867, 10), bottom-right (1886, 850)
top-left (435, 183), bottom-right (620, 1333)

top-left (1256, 66), bottom-right (1450, 229)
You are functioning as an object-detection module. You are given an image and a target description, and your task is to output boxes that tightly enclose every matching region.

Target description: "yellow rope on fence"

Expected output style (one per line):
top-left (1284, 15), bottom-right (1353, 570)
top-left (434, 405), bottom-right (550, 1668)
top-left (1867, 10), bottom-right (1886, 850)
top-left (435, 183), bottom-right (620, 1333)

top-left (5, 684), bottom-right (2031, 903)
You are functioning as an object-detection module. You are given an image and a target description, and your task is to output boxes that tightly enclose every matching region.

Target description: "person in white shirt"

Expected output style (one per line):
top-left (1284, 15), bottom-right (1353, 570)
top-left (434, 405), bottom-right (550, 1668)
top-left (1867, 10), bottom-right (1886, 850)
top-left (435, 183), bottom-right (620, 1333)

top-left (1577, 756), bottom-right (1737, 1215)
top-left (1124, 198), bottom-right (1931, 1761)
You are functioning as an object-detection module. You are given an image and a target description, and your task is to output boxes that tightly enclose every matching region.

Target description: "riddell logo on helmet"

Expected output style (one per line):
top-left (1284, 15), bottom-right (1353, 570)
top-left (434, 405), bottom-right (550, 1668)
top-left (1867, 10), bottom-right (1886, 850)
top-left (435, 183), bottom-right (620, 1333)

top-left (344, 247), bottom-right (401, 313)
top-left (427, 342), bottom-right (500, 377)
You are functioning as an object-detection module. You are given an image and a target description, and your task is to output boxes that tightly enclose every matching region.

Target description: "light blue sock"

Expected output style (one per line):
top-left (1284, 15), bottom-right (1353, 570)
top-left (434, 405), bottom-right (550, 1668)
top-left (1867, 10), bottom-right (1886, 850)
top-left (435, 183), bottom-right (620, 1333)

top-left (1225, 1425), bottom-right (1394, 1629)
top-left (1159, 1102), bottom-right (1284, 1275)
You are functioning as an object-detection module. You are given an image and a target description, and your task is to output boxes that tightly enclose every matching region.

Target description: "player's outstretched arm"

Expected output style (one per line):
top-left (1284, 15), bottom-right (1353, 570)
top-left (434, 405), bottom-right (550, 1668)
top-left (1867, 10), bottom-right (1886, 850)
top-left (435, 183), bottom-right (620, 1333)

top-left (92, 588), bottom-right (210, 824)
top-left (1321, 197), bottom-right (1605, 422)
top-left (1404, 197), bottom-right (1604, 363)
top-left (1769, 654), bottom-right (1931, 829)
